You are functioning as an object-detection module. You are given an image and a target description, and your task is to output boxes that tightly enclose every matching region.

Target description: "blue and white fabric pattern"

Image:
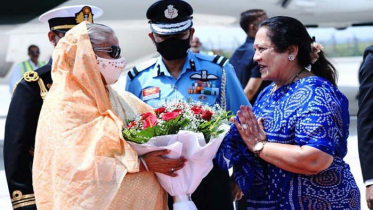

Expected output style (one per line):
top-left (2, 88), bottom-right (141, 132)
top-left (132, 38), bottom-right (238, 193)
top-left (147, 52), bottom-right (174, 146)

top-left (216, 76), bottom-right (360, 209)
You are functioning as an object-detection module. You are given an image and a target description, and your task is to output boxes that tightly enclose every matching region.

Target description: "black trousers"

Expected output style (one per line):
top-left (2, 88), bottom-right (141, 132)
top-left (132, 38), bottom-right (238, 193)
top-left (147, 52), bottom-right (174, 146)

top-left (168, 162), bottom-right (234, 210)
top-left (235, 195), bottom-right (247, 210)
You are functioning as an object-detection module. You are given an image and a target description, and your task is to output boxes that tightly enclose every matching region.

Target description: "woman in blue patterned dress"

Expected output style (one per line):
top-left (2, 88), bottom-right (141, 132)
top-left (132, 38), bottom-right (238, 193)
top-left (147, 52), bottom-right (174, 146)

top-left (216, 16), bottom-right (360, 209)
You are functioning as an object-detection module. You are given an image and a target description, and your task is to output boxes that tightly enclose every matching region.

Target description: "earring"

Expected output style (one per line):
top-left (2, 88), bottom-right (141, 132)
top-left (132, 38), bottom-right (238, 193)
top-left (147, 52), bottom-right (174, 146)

top-left (288, 54), bottom-right (295, 61)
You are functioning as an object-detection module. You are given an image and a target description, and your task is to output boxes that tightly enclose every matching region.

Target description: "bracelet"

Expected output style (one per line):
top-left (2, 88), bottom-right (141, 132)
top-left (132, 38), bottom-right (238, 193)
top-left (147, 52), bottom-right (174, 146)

top-left (140, 156), bottom-right (149, 171)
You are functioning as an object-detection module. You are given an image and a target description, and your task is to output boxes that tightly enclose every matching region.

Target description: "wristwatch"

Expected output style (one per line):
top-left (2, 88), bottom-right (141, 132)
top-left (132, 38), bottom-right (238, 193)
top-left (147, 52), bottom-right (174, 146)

top-left (254, 141), bottom-right (267, 156)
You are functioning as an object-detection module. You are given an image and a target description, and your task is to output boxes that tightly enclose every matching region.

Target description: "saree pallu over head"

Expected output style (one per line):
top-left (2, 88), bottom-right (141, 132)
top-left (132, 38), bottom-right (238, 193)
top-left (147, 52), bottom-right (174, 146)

top-left (33, 22), bottom-right (166, 209)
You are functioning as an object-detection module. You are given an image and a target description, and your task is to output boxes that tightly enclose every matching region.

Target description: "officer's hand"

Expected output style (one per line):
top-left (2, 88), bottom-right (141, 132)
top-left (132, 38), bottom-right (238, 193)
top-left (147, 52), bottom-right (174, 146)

top-left (367, 185), bottom-right (373, 209)
top-left (143, 149), bottom-right (187, 177)
top-left (231, 176), bottom-right (243, 201)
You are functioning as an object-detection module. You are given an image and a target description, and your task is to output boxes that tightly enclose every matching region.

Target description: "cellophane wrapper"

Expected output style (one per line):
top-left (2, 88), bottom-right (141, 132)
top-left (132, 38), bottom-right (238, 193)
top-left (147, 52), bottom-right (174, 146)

top-left (129, 124), bottom-right (230, 210)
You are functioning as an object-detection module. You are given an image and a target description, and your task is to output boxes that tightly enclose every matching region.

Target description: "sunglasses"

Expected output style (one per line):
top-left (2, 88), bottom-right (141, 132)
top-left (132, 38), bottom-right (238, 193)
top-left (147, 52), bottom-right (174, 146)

top-left (94, 45), bottom-right (121, 59)
top-left (29, 50), bottom-right (40, 55)
top-left (53, 30), bottom-right (67, 38)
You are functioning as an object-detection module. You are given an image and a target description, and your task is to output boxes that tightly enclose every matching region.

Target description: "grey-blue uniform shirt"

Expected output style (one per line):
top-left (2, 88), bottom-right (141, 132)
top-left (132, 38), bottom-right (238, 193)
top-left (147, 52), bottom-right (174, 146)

top-left (126, 51), bottom-right (248, 210)
top-left (125, 51), bottom-right (250, 113)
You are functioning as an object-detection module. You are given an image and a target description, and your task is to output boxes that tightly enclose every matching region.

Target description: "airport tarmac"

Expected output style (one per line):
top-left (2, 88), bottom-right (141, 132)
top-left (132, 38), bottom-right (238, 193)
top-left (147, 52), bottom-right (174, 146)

top-left (0, 56), bottom-right (368, 209)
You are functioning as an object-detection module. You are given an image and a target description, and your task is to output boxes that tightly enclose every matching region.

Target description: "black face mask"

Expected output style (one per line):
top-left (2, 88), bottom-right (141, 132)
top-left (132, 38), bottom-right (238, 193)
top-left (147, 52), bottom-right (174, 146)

top-left (154, 35), bottom-right (191, 61)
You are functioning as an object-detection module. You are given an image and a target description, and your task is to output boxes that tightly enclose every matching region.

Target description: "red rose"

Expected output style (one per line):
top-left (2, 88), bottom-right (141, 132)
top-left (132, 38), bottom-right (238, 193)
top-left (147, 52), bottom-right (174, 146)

top-left (162, 110), bottom-right (180, 121)
top-left (191, 106), bottom-right (202, 115)
top-left (141, 112), bottom-right (158, 129)
top-left (202, 110), bottom-right (213, 121)
top-left (127, 121), bottom-right (137, 129)
top-left (155, 107), bottom-right (166, 115)
top-left (173, 109), bottom-right (182, 113)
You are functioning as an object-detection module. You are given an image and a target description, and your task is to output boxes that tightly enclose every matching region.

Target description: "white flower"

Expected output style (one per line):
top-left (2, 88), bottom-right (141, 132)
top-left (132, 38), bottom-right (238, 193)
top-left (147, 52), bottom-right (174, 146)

top-left (310, 42), bottom-right (324, 64)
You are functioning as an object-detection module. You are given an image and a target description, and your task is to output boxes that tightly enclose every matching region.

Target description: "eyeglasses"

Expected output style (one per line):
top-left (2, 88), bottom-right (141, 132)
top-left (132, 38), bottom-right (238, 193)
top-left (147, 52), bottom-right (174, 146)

top-left (93, 45), bottom-right (121, 59)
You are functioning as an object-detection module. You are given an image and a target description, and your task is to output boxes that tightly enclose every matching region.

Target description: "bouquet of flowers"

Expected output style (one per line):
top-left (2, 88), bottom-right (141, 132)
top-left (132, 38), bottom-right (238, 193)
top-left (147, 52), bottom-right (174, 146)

top-left (123, 101), bottom-right (232, 210)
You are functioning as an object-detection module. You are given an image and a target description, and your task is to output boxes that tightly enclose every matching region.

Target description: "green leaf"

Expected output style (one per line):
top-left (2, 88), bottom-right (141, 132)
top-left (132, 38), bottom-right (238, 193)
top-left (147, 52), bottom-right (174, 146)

top-left (211, 129), bottom-right (225, 138)
top-left (176, 118), bottom-right (190, 129)
top-left (125, 119), bottom-right (132, 125)
top-left (199, 120), bottom-right (212, 129)
top-left (123, 129), bottom-right (150, 144)
top-left (123, 109), bottom-right (232, 144)
top-left (136, 126), bottom-right (159, 138)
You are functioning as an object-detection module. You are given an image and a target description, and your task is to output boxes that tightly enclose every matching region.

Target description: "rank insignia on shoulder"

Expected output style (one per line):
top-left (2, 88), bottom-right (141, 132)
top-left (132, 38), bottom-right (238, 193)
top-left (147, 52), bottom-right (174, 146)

top-left (212, 55), bottom-right (229, 67)
top-left (128, 58), bottom-right (157, 80)
top-left (194, 53), bottom-right (229, 67)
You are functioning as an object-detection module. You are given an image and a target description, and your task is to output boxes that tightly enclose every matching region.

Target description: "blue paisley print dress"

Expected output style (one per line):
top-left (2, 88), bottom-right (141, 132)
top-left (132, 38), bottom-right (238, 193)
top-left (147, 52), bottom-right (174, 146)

top-left (216, 76), bottom-right (360, 209)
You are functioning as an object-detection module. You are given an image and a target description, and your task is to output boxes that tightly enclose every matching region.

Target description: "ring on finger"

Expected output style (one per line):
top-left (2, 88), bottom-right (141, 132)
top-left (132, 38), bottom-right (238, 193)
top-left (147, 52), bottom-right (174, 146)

top-left (242, 124), bottom-right (248, 130)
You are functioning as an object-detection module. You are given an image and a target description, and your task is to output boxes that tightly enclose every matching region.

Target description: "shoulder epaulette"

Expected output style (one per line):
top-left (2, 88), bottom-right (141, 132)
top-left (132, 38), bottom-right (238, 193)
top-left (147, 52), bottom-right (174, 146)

top-left (194, 53), bottom-right (214, 61)
top-left (212, 55), bottom-right (229, 67)
top-left (127, 58), bottom-right (157, 80)
top-left (23, 71), bottom-right (48, 100)
top-left (195, 53), bottom-right (229, 67)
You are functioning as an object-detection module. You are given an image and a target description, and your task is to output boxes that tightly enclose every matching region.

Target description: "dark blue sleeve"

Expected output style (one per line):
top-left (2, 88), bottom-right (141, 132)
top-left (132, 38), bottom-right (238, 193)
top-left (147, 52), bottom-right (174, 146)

top-left (358, 47), bottom-right (373, 181)
top-left (295, 87), bottom-right (349, 157)
top-left (250, 64), bottom-right (261, 78)
top-left (245, 45), bottom-right (260, 78)
top-left (4, 81), bottom-right (41, 210)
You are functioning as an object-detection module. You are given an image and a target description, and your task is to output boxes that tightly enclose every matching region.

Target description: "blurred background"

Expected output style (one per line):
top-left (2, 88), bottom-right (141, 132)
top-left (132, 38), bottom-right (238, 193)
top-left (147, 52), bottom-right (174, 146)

top-left (1, 0), bottom-right (373, 209)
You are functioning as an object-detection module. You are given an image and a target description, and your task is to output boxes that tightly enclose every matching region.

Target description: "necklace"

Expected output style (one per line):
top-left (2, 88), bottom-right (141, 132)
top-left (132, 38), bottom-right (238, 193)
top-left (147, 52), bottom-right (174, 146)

top-left (270, 68), bottom-right (305, 94)
top-left (291, 68), bottom-right (305, 83)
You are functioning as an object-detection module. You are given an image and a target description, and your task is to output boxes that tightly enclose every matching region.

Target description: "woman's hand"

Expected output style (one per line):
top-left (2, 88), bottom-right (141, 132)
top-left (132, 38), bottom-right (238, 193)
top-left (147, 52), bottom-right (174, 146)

top-left (230, 176), bottom-right (243, 201)
top-left (143, 149), bottom-right (187, 177)
top-left (233, 105), bottom-right (267, 152)
top-left (366, 185), bottom-right (373, 209)
top-left (234, 107), bottom-right (333, 174)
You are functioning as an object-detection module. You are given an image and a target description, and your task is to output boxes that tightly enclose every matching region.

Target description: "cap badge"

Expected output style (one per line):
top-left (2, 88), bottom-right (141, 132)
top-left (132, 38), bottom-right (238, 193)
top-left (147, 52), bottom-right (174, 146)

top-left (164, 5), bottom-right (178, 19)
top-left (75, 6), bottom-right (94, 23)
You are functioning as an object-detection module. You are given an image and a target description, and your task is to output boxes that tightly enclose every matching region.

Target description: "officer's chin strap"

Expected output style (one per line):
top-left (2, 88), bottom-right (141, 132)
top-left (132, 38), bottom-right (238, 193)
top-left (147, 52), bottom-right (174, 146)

top-left (220, 67), bottom-right (226, 111)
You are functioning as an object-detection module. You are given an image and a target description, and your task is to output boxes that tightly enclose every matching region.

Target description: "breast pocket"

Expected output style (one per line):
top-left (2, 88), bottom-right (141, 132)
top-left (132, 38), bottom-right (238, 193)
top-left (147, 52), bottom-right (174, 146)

top-left (188, 86), bottom-right (220, 106)
top-left (191, 94), bottom-right (218, 106)
top-left (144, 98), bottom-right (165, 108)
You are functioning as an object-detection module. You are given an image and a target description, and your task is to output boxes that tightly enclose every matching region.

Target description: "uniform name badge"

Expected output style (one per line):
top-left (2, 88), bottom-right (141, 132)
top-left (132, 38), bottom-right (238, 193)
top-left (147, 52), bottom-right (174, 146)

top-left (142, 87), bottom-right (160, 100)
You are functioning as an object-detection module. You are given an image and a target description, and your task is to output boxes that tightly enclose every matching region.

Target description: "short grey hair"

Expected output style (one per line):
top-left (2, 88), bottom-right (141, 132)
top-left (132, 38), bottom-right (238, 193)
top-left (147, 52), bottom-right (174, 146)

top-left (86, 23), bottom-right (114, 48)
